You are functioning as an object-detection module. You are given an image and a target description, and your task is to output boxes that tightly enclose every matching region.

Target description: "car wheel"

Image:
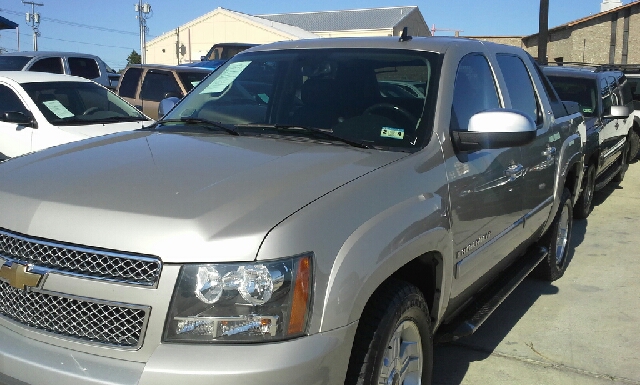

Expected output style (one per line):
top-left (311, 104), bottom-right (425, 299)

top-left (534, 188), bottom-right (573, 281)
top-left (345, 280), bottom-right (433, 385)
top-left (613, 141), bottom-right (629, 183)
top-left (574, 164), bottom-right (595, 219)
top-left (628, 128), bottom-right (639, 162)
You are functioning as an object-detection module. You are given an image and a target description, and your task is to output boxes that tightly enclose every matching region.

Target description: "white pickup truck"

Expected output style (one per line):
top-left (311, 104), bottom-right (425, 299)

top-left (0, 35), bottom-right (583, 385)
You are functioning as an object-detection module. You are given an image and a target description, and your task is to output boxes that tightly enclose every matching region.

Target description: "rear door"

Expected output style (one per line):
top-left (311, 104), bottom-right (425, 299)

top-left (496, 53), bottom-right (556, 232)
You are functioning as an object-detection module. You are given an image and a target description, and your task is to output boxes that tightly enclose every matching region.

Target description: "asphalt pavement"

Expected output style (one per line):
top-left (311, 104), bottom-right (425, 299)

top-left (433, 160), bottom-right (640, 385)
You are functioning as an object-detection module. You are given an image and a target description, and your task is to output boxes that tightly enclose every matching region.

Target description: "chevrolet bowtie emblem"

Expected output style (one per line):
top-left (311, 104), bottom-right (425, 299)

top-left (0, 262), bottom-right (42, 290)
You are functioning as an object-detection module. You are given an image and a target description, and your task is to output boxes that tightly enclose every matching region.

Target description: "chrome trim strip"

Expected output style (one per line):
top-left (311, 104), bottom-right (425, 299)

top-left (602, 137), bottom-right (626, 159)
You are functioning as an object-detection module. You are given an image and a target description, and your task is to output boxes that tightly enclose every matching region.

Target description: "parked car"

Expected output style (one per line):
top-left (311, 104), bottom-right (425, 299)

top-left (544, 65), bottom-right (633, 218)
top-left (0, 51), bottom-right (120, 89)
top-left (0, 36), bottom-right (584, 385)
top-left (0, 71), bottom-right (151, 159)
top-left (117, 64), bottom-right (213, 119)
top-left (200, 42), bottom-right (257, 61)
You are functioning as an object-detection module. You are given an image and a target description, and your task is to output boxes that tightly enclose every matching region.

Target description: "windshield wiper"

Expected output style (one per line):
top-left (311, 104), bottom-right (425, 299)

top-left (91, 116), bottom-right (149, 123)
top-left (154, 117), bottom-right (240, 136)
top-left (235, 123), bottom-right (372, 149)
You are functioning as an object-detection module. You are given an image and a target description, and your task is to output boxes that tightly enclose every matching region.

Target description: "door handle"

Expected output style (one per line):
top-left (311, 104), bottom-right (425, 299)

top-left (542, 147), bottom-right (557, 157)
top-left (505, 164), bottom-right (525, 181)
top-left (615, 122), bottom-right (620, 129)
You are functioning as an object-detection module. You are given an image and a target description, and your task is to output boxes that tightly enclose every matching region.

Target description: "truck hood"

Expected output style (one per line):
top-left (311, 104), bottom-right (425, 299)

top-left (55, 120), bottom-right (151, 138)
top-left (0, 131), bottom-right (404, 263)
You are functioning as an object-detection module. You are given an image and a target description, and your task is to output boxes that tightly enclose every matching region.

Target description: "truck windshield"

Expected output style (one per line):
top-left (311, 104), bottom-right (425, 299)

top-left (547, 76), bottom-right (599, 117)
top-left (0, 56), bottom-right (32, 70)
top-left (166, 48), bottom-right (441, 150)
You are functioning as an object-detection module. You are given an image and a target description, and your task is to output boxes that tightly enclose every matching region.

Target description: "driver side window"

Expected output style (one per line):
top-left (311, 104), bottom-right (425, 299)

top-left (0, 85), bottom-right (29, 116)
top-left (450, 54), bottom-right (500, 132)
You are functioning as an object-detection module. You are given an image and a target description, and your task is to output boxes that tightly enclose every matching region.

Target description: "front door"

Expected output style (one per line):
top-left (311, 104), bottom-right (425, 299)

top-left (0, 84), bottom-right (33, 158)
top-left (446, 53), bottom-right (525, 302)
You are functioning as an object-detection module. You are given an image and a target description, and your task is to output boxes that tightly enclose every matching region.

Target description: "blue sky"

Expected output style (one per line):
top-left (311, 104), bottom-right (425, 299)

top-left (0, 0), bottom-right (630, 70)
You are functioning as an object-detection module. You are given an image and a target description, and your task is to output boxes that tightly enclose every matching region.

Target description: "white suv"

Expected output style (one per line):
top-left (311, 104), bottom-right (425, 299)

top-left (0, 51), bottom-right (120, 90)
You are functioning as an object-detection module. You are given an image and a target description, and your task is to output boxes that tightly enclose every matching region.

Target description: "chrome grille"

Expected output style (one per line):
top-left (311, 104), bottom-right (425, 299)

top-left (0, 229), bottom-right (161, 286)
top-left (0, 280), bottom-right (148, 348)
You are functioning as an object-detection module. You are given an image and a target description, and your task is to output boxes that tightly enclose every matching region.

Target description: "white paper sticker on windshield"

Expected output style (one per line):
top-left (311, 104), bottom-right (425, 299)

top-left (381, 127), bottom-right (405, 140)
top-left (42, 100), bottom-right (74, 118)
top-left (200, 61), bottom-right (251, 94)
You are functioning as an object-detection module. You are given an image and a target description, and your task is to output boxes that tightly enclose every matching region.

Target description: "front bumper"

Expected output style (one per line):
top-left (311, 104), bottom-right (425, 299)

top-left (0, 322), bottom-right (358, 385)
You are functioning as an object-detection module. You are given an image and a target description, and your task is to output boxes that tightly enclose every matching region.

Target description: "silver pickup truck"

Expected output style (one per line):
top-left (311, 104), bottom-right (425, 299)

top-left (0, 36), bottom-right (583, 385)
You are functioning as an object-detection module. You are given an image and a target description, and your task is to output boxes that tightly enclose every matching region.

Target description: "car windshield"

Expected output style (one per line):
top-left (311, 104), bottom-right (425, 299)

top-left (177, 70), bottom-right (212, 92)
top-left (547, 75), bottom-right (599, 117)
top-left (166, 48), bottom-right (441, 150)
top-left (22, 81), bottom-right (149, 126)
top-left (0, 56), bottom-right (32, 70)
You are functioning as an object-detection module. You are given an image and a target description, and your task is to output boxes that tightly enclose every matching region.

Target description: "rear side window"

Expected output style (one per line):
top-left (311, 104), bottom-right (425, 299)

top-left (496, 54), bottom-right (540, 124)
top-left (29, 57), bottom-right (64, 74)
top-left (118, 67), bottom-right (143, 98)
top-left (140, 70), bottom-right (181, 102)
top-left (450, 53), bottom-right (500, 132)
top-left (69, 57), bottom-right (100, 80)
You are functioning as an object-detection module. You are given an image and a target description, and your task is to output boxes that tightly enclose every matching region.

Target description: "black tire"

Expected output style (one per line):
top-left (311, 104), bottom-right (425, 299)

top-left (534, 188), bottom-right (573, 281)
top-left (613, 140), bottom-right (630, 183)
top-left (345, 280), bottom-right (433, 385)
top-left (574, 164), bottom-right (595, 219)
top-left (628, 128), bottom-right (640, 162)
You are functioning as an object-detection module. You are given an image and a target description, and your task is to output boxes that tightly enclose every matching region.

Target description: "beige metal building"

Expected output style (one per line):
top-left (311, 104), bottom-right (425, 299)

top-left (523, 0), bottom-right (640, 64)
top-left (145, 6), bottom-right (430, 65)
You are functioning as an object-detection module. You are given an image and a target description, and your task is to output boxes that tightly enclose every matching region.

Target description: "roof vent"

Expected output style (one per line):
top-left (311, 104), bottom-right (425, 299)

top-left (399, 27), bottom-right (412, 42)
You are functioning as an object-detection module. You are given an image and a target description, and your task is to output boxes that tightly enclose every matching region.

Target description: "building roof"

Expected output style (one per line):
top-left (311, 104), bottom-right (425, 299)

top-left (147, 7), bottom-right (318, 46)
top-left (257, 6), bottom-right (419, 32)
top-left (0, 15), bottom-right (18, 30)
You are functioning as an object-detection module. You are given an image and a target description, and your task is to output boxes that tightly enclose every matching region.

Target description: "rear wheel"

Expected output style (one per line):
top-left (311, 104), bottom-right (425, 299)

top-left (345, 280), bottom-right (433, 385)
top-left (534, 188), bottom-right (573, 281)
top-left (574, 164), bottom-right (595, 219)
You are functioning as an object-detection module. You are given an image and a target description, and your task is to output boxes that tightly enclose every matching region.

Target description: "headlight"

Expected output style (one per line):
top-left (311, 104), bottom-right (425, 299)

top-left (164, 254), bottom-right (313, 343)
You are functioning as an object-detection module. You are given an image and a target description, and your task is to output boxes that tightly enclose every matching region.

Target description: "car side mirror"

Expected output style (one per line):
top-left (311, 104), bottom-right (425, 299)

top-left (158, 97), bottom-right (181, 118)
top-left (604, 105), bottom-right (630, 119)
top-left (2, 111), bottom-right (37, 128)
top-left (452, 109), bottom-right (536, 152)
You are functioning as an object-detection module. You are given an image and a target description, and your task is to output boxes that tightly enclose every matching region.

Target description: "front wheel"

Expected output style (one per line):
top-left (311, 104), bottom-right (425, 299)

top-left (534, 188), bottom-right (573, 281)
top-left (345, 280), bottom-right (433, 385)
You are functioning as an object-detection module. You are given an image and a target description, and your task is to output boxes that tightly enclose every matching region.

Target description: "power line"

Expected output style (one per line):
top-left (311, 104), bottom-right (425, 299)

top-left (3, 31), bottom-right (137, 51)
top-left (0, 8), bottom-right (139, 36)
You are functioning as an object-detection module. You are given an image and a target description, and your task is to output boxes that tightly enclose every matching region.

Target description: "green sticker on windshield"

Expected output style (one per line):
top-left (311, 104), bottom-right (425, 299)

top-left (582, 107), bottom-right (593, 113)
top-left (381, 127), bottom-right (404, 139)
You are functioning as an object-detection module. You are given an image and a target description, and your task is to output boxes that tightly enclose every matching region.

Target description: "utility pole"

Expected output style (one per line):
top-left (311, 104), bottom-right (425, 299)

top-left (135, 0), bottom-right (151, 64)
top-left (538, 0), bottom-right (549, 65)
top-left (23, 0), bottom-right (43, 51)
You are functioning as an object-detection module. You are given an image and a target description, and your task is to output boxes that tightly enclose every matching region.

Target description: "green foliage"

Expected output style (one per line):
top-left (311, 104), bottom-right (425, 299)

top-left (127, 50), bottom-right (141, 65)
